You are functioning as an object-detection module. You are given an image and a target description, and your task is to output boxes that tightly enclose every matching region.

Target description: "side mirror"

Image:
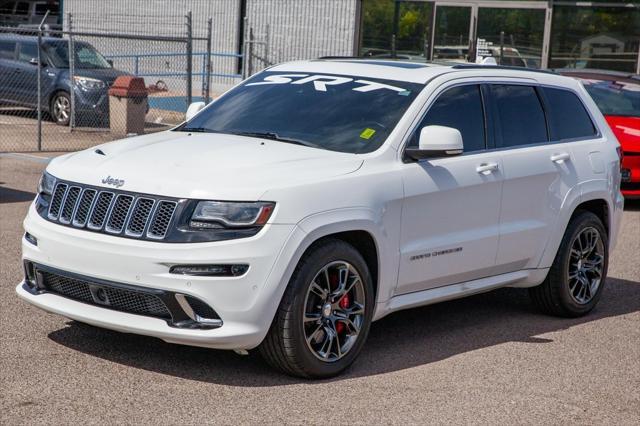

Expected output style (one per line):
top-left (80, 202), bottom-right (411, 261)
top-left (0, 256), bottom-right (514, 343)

top-left (106, 59), bottom-right (114, 67)
top-left (29, 57), bottom-right (43, 66)
top-left (405, 125), bottom-right (463, 160)
top-left (185, 101), bottom-right (206, 121)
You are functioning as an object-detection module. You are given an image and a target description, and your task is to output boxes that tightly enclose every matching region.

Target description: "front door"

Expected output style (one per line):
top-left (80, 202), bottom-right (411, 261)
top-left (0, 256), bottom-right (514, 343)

top-left (396, 83), bottom-right (503, 295)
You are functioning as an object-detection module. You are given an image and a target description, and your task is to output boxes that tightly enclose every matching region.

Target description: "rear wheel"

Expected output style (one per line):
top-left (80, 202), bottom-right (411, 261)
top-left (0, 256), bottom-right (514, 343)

top-left (529, 211), bottom-right (608, 317)
top-left (50, 92), bottom-right (71, 126)
top-left (259, 239), bottom-right (374, 378)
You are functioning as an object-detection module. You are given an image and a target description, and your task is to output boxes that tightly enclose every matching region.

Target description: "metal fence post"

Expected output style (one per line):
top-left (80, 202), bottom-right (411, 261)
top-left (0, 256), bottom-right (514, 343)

top-left (36, 11), bottom-right (50, 151)
top-left (204, 17), bottom-right (212, 104)
top-left (67, 13), bottom-right (75, 131)
top-left (185, 11), bottom-right (193, 109)
top-left (265, 24), bottom-right (270, 68)
top-left (242, 16), bottom-right (249, 79)
top-left (248, 27), bottom-right (254, 77)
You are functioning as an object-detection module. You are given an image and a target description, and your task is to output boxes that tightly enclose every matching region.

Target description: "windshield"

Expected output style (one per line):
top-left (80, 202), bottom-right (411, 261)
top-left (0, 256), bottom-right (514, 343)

top-left (179, 71), bottom-right (424, 154)
top-left (582, 78), bottom-right (640, 118)
top-left (42, 41), bottom-right (111, 69)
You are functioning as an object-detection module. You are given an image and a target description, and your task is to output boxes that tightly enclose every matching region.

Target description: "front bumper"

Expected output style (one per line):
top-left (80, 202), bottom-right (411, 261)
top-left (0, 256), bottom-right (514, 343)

top-left (18, 202), bottom-right (301, 350)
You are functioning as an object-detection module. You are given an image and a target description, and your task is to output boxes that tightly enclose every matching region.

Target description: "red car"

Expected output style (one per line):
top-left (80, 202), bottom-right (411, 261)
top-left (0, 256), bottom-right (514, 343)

top-left (558, 69), bottom-right (640, 199)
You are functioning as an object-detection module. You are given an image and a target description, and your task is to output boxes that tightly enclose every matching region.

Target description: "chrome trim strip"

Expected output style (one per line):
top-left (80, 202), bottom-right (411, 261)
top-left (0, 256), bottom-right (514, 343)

top-left (146, 201), bottom-right (177, 240)
top-left (124, 198), bottom-right (156, 238)
top-left (87, 191), bottom-right (116, 231)
top-left (71, 188), bottom-right (98, 228)
top-left (174, 294), bottom-right (196, 321)
top-left (47, 183), bottom-right (68, 220)
top-left (105, 194), bottom-right (135, 234)
top-left (58, 186), bottom-right (82, 225)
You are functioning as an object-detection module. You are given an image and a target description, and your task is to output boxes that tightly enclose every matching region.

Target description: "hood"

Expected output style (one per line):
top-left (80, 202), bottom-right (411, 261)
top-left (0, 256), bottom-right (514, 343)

top-left (605, 115), bottom-right (640, 153)
top-left (47, 131), bottom-right (364, 200)
top-left (60, 67), bottom-right (131, 86)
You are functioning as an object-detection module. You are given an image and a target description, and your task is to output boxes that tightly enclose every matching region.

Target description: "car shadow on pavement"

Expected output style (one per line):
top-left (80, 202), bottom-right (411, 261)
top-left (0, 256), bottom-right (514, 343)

top-left (47, 276), bottom-right (640, 386)
top-left (0, 186), bottom-right (36, 204)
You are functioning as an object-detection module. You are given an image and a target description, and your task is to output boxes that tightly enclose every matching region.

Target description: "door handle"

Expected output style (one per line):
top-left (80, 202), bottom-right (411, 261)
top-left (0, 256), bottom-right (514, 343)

top-left (551, 152), bottom-right (570, 164)
top-left (476, 162), bottom-right (499, 175)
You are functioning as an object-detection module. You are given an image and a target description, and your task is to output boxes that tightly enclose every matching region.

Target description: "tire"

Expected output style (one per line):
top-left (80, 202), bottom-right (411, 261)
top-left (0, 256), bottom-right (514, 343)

top-left (259, 239), bottom-right (375, 379)
top-left (529, 211), bottom-right (608, 317)
top-left (50, 92), bottom-right (71, 126)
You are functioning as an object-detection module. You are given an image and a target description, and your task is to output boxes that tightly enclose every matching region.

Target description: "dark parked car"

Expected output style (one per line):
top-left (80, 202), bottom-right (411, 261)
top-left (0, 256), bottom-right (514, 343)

top-left (0, 34), bottom-right (130, 125)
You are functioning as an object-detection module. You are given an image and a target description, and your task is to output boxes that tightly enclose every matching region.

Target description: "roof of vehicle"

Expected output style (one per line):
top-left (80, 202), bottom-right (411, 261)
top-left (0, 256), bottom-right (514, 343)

top-left (270, 58), bottom-right (574, 86)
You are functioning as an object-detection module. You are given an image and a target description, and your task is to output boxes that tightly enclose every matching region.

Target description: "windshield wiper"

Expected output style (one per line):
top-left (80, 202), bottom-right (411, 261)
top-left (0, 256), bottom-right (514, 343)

top-left (178, 127), bottom-right (217, 133)
top-left (231, 131), bottom-right (319, 148)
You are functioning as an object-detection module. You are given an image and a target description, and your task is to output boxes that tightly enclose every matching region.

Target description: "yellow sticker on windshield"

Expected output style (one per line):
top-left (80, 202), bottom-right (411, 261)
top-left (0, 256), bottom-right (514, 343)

top-left (360, 128), bottom-right (376, 140)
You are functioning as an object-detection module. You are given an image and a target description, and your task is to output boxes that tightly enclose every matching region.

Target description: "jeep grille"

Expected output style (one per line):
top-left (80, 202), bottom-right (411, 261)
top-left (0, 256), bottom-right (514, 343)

top-left (44, 181), bottom-right (178, 241)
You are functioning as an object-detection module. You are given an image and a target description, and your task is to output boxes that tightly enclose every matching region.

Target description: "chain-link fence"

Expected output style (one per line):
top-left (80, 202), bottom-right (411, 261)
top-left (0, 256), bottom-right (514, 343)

top-left (0, 17), bottom-right (226, 152)
top-left (1, 0), bottom-right (360, 153)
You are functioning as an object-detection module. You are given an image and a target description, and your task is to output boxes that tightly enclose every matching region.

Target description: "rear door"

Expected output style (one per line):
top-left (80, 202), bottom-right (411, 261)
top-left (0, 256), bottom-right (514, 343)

top-left (0, 39), bottom-right (18, 103)
top-left (397, 83), bottom-right (504, 294)
top-left (490, 84), bottom-right (590, 271)
top-left (14, 41), bottom-right (40, 106)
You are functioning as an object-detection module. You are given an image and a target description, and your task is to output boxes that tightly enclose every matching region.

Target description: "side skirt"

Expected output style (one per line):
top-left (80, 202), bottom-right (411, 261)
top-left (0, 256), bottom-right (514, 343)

top-left (373, 268), bottom-right (549, 321)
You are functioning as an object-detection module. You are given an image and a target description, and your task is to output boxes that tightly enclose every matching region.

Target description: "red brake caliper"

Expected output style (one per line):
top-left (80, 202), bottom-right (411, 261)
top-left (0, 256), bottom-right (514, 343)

top-left (336, 293), bottom-right (350, 334)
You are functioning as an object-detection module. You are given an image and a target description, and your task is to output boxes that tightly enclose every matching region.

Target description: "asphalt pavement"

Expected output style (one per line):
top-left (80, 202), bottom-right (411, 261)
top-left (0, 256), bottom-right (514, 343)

top-left (1, 154), bottom-right (638, 425)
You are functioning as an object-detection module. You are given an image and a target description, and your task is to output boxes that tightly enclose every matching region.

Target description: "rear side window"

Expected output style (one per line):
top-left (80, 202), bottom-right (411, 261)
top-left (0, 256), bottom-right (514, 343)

top-left (491, 85), bottom-right (547, 148)
top-left (0, 40), bottom-right (16, 60)
top-left (412, 84), bottom-right (486, 152)
top-left (18, 42), bottom-right (38, 62)
top-left (35, 4), bottom-right (59, 15)
top-left (542, 87), bottom-right (596, 140)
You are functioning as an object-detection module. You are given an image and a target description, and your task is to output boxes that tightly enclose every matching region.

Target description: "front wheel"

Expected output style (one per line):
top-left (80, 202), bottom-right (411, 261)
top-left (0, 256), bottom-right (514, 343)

top-left (259, 239), bottom-right (374, 378)
top-left (50, 92), bottom-right (71, 126)
top-left (529, 211), bottom-right (608, 317)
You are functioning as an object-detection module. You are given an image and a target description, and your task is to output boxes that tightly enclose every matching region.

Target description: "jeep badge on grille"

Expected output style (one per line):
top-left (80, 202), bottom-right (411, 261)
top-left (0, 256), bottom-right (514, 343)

top-left (101, 176), bottom-right (125, 188)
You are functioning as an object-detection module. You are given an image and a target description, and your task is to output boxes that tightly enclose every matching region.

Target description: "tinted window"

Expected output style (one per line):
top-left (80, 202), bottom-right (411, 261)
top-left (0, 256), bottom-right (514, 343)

top-left (181, 72), bottom-right (424, 154)
top-left (35, 4), bottom-right (59, 15)
top-left (0, 40), bottom-right (16, 59)
top-left (491, 85), bottom-right (547, 148)
top-left (582, 79), bottom-right (640, 118)
top-left (0, 3), bottom-right (16, 14)
top-left (543, 87), bottom-right (596, 140)
top-left (18, 42), bottom-right (38, 62)
top-left (15, 2), bottom-right (28, 14)
top-left (42, 41), bottom-right (111, 69)
top-left (412, 85), bottom-right (486, 152)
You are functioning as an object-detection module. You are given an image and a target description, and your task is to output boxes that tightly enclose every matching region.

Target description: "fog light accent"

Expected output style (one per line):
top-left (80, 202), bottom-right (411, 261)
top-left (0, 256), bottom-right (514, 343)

top-left (24, 232), bottom-right (37, 246)
top-left (23, 261), bottom-right (36, 287)
top-left (169, 264), bottom-right (249, 277)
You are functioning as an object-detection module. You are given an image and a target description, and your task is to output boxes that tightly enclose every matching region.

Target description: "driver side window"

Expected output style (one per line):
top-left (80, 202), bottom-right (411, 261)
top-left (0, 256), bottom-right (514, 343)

top-left (409, 84), bottom-right (486, 153)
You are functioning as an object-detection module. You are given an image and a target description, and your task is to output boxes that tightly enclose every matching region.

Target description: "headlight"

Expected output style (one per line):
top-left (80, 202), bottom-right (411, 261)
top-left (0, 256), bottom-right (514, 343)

top-left (37, 171), bottom-right (56, 196)
top-left (190, 201), bottom-right (275, 228)
top-left (73, 76), bottom-right (106, 90)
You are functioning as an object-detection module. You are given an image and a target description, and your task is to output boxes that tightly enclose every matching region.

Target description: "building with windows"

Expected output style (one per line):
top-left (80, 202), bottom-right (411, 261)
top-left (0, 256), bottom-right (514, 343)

top-left (360, 0), bottom-right (640, 73)
top-left (2, 0), bottom-right (638, 74)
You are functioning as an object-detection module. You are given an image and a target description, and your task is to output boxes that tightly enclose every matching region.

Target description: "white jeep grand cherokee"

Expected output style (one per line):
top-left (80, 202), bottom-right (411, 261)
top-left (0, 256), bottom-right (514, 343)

top-left (17, 59), bottom-right (624, 378)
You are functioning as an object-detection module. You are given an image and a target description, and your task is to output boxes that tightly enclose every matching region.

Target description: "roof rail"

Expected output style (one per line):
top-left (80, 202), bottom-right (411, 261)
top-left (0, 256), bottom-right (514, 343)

top-left (317, 56), bottom-right (363, 60)
top-left (451, 64), bottom-right (556, 75)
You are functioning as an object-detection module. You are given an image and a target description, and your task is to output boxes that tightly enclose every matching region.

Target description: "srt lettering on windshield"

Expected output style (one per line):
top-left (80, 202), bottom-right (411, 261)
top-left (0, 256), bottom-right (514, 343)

top-left (246, 74), bottom-right (407, 93)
